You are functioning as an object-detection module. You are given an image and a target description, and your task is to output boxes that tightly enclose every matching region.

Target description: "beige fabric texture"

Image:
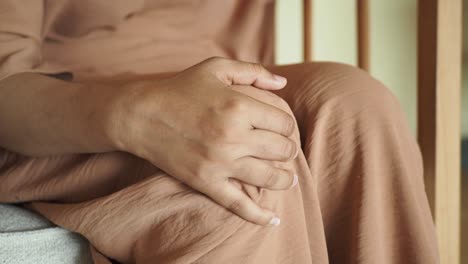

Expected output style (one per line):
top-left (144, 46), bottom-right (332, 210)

top-left (0, 0), bottom-right (274, 81)
top-left (0, 1), bottom-right (439, 263)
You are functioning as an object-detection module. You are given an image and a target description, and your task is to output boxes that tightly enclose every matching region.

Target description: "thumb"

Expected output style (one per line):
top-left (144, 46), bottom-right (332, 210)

top-left (206, 58), bottom-right (288, 90)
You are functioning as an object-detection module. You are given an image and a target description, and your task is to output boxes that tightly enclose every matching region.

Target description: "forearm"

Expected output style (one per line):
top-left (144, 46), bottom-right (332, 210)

top-left (0, 73), bottom-right (123, 156)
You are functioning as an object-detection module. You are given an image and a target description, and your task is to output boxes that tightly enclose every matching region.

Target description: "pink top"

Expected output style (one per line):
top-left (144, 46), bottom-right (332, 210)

top-left (0, 0), bottom-right (274, 81)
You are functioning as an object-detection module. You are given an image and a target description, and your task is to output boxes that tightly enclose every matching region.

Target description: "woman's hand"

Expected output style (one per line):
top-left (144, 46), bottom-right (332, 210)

top-left (110, 57), bottom-right (299, 226)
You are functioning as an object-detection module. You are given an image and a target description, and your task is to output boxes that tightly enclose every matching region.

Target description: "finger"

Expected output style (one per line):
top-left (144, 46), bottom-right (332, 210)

top-left (208, 57), bottom-right (287, 90)
top-left (232, 157), bottom-right (298, 190)
top-left (246, 130), bottom-right (298, 161)
top-left (207, 180), bottom-right (281, 226)
top-left (248, 100), bottom-right (295, 137)
top-left (231, 85), bottom-right (296, 137)
top-left (231, 84), bottom-right (289, 110)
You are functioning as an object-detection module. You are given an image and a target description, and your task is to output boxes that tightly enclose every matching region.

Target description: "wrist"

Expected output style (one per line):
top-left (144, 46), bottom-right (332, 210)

top-left (70, 80), bottom-right (134, 153)
top-left (96, 73), bottom-right (173, 157)
top-left (102, 79), bottom-right (163, 154)
top-left (100, 82), bottom-right (136, 153)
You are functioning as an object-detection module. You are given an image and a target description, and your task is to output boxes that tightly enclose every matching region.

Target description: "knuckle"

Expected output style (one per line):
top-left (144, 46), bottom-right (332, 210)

top-left (197, 140), bottom-right (233, 164)
top-left (221, 97), bottom-right (249, 116)
top-left (207, 121), bottom-right (239, 145)
top-left (200, 117), bottom-right (233, 143)
top-left (281, 140), bottom-right (296, 160)
top-left (281, 114), bottom-right (295, 136)
top-left (202, 57), bottom-right (229, 70)
top-left (248, 62), bottom-right (265, 75)
top-left (204, 56), bottom-right (225, 65)
top-left (264, 168), bottom-right (280, 188)
top-left (192, 160), bottom-right (214, 180)
top-left (199, 144), bottom-right (218, 160)
top-left (227, 199), bottom-right (243, 212)
top-left (193, 164), bottom-right (229, 192)
top-left (210, 127), bottom-right (231, 143)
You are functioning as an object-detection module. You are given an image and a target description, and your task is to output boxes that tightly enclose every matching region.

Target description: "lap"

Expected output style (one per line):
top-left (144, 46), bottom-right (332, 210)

top-left (0, 61), bottom-right (384, 263)
top-left (17, 151), bottom-right (316, 263)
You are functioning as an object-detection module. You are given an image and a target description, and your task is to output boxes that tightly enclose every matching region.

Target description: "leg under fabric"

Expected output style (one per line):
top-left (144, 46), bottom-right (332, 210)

top-left (0, 105), bottom-right (327, 262)
top-left (0, 141), bottom-right (327, 263)
top-left (271, 62), bottom-right (439, 263)
top-left (0, 62), bottom-right (438, 263)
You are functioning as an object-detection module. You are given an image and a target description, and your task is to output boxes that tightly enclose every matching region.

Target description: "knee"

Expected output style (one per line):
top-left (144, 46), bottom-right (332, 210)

top-left (289, 62), bottom-right (404, 126)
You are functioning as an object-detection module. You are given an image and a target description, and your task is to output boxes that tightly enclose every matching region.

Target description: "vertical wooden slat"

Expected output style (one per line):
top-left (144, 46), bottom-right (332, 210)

top-left (418, 0), bottom-right (438, 226)
top-left (303, 0), bottom-right (313, 61)
top-left (417, 0), bottom-right (462, 263)
top-left (357, 0), bottom-right (370, 71)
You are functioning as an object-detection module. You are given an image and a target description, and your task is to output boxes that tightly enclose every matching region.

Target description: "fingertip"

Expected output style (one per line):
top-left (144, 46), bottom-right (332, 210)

top-left (266, 75), bottom-right (287, 90)
top-left (262, 208), bottom-right (280, 226)
top-left (273, 74), bottom-right (287, 87)
top-left (254, 75), bottom-right (287, 90)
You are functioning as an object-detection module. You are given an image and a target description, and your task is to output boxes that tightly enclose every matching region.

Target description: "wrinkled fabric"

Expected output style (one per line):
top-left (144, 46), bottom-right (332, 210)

top-left (0, 1), bottom-right (439, 263)
top-left (0, 62), bottom-right (439, 263)
top-left (0, 0), bottom-right (274, 81)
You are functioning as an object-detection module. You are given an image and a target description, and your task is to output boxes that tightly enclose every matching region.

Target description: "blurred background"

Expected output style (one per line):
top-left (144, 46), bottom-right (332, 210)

top-left (273, 0), bottom-right (467, 262)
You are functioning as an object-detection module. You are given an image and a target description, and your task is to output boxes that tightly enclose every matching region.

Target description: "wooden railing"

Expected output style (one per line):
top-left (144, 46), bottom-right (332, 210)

top-left (302, 1), bottom-right (462, 263)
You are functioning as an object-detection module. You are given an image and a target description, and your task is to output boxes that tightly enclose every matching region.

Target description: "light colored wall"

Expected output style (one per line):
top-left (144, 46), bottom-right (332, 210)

top-left (369, 0), bottom-right (417, 133)
top-left (275, 0), bottom-right (303, 64)
top-left (275, 0), bottom-right (468, 137)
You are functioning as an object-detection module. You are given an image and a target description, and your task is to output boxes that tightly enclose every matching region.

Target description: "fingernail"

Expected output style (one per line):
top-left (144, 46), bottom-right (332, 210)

top-left (273, 74), bottom-right (287, 86)
top-left (290, 174), bottom-right (299, 189)
top-left (269, 216), bottom-right (281, 226)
